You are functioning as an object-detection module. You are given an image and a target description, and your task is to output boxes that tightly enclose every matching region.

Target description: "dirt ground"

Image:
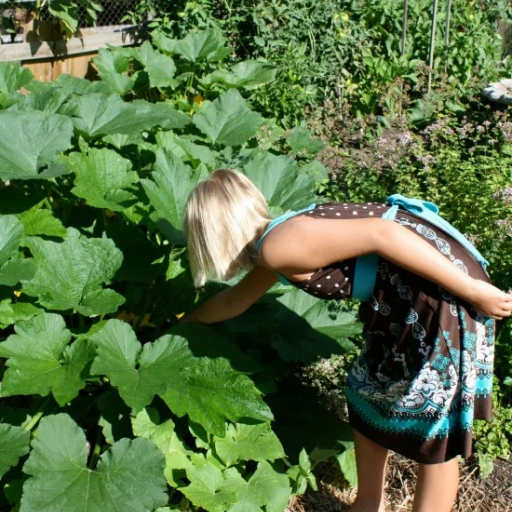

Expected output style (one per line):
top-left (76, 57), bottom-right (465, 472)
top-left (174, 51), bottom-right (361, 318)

top-left (287, 453), bottom-right (512, 512)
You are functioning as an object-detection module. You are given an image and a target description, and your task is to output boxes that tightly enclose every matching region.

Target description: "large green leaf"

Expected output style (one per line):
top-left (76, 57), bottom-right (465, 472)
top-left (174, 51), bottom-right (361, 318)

top-left (21, 414), bottom-right (167, 512)
top-left (63, 147), bottom-right (139, 211)
top-left (0, 62), bottom-right (33, 94)
top-left (17, 208), bottom-right (67, 238)
top-left (136, 41), bottom-right (178, 89)
top-left (213, 422), bottom-right (285, 467)
top-left (161, 357), bottom-right (273, 437)
top-left (132, 407), bottom-right (193, 487)
top-left (0, 423), bottom-right (30, 479)
top-left (0, 215), bottom-right (23, 267)
top-left (182, 460), bottom-right (235, 512)
top-left (0, 299), bottom-right (40, 329)
top-left (47, 0), bottom-right (78, 35)
top-left (0, 258), bottom-right (36, 287)
top-left (70, 93), bottom-right (190, 138)
top-left (0, 313), bottom-right (95, 405)
top-left (0, 215), bottom-right (35, 286)
top-left (93, 48), bottom-right (135, 95)
top-left (22, 228), bottom-right (125, 316)
top-left (90, 319), bottom-right (195, 412)
top-left (192, 89), bottom-right (262, 146)
top-left (221, 462), bottom-right (292, 512)
top-left (336, 442), bottom-right (358, 487)
top-left (52, 73), bottom-right (113, 96)
top-left (0, 111), bottom-right (74, 180)
top-left (202, 61), bottom-right (277, 90)
top-left (156, 131), bottom-right (217, 169)
top-left (271, 288), bottom-right (360, 362)
top-left (266, 377), bottom-right (354, 463)
top-left (153, 29), bottom-right (230, 63)
top-left (243, 151), bottom-right (317, 211)
top-left (141, 148), bottom-right (208, 244)
top-left (17, 85), bottom-right (72, 115)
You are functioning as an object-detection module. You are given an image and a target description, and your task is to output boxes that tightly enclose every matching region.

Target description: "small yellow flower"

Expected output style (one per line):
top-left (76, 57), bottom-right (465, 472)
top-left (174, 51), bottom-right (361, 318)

top-left (176, 312), bottom-right (185, 320)
top-left (193, 95), bottom-right (204, 107)
top-left (13, 290), bottom-right (22, 298)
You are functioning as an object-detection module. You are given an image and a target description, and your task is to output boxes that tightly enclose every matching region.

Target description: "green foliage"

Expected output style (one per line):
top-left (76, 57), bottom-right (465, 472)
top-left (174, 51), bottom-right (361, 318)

top-left (323, 114), bottom-right (512, 290)
top-left (0, 110), bottom-right (74, 180)
top-left (0, 313), bottom-right (95, 405)
top-left (474, 383), bottom-right (512, 478)
top-left (192, 89), bottom-right (263, 146)
top-left (22, 228), bottom-right (125, 315)
top-left (0, 424), bottom-right (30, 479)
top-left (144, 0), bottom-right (512, 125)
top-left (21, 414), bottom-right (168, 512)
top-left (0, 44), bottom-right (358, 510)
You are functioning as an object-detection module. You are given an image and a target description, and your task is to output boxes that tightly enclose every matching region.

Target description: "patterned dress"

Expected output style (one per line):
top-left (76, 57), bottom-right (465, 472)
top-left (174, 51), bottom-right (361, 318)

top-left (282, 201), bottom-right (495, 464)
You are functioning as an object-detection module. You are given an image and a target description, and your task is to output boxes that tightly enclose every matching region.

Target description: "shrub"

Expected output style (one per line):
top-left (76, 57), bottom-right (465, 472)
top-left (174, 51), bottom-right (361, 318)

top-left (0, 33), bottom-right (361, 511)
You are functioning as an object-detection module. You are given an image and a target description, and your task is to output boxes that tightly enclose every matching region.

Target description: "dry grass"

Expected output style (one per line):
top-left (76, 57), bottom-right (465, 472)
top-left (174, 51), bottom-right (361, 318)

top-left (286, 454), bottom-right (512, 512)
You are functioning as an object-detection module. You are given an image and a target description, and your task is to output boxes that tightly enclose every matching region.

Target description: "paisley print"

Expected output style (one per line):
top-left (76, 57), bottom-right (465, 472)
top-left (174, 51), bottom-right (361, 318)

top-left (276, 202), bottom-right (495, 464)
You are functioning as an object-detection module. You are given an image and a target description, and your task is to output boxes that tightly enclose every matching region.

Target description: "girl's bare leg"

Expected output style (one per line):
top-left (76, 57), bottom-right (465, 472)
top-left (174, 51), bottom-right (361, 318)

top-left (412, 457), bottom-right (459, 512)
top-left (350, 429), bottom-right (389, 512)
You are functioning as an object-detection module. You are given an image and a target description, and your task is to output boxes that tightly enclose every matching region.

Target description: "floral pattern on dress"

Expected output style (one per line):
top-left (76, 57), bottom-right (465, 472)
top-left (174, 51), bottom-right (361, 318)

top-left (346, 213), bottom-right (495, 450)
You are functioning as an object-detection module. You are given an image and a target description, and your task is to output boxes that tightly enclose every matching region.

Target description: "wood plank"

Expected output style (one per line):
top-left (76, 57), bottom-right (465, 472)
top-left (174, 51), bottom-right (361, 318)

top-left (24, 60), bottom-right (52, 82)
top-left (0, 28), bottom-right (139, 62)
top-left (52, 52), bottom-right (97, 81)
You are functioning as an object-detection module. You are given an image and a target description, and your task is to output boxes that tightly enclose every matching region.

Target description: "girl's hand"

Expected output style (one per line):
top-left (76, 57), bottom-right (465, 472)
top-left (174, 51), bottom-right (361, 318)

top-left (467, 279), bottom-right (512, 320)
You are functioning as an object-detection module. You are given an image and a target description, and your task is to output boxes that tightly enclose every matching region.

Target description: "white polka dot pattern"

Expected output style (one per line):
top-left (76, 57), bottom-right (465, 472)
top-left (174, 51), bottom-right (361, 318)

top-left (283, 201), bottom-right (390, 301)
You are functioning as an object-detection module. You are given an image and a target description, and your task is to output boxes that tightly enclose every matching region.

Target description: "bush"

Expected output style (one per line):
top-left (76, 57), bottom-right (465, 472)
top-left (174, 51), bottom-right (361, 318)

top-left (0, 33), bottom-right (361, 511)
top-left (140, 0), bottom-right (512, 124)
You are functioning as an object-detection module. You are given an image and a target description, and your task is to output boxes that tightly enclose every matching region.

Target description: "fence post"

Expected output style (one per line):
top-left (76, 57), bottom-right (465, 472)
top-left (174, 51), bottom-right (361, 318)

top-left (427, 0), bottom-right (439, 93)
top-left (444, 0), bottom-right (453, 73)
top-left (401, 0), bottom-right (408, 56)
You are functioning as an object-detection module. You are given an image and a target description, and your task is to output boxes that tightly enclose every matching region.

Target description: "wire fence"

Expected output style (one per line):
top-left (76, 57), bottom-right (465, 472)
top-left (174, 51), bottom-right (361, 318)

top-left (0, 0), bottom-right (144, 43)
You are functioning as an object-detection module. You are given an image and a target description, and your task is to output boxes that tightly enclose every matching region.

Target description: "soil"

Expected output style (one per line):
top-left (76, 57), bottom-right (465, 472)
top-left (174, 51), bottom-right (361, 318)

top-left (287, 453), bottom-right (512, 512)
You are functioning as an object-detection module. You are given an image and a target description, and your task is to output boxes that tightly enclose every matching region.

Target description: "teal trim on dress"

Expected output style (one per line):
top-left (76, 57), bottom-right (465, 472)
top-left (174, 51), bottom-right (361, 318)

top-left (346, 386), bottom-right (473, 440)
top-left (351, 204), bottom-right (398, 301)
top-left (386, 194), bottom-right (489, 267)
top-left (351, 194), bottom-right (489, 302)
top-left (352, 254), bottom-right (379, 301)
top-left (256, 203), bottom-right (316, 286)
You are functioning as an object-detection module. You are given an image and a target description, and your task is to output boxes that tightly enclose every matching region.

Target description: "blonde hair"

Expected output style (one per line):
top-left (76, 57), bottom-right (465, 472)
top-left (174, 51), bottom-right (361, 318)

top-left (184, 168), bottom-right (271, 287)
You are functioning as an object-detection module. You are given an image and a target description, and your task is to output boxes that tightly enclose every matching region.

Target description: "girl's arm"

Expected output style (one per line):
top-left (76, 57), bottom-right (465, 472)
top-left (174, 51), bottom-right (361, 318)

top-left (181, 265), bottom-right (278, 324)
top-left (260, 217), bottom-right (512, 319)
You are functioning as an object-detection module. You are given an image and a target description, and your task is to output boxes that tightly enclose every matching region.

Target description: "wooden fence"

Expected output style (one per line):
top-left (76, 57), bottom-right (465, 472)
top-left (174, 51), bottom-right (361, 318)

top-left (0, 25), bottom-right (141, 82)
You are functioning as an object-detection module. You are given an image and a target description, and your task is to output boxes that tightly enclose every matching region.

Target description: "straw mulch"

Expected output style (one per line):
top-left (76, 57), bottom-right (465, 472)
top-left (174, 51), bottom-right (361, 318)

top-left (287, 453), bottom-right (512, 512)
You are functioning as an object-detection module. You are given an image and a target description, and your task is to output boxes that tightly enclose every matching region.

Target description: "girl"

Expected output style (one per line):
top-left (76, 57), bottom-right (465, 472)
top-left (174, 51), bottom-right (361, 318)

top-left (182, 168), bottom-right (512, 512)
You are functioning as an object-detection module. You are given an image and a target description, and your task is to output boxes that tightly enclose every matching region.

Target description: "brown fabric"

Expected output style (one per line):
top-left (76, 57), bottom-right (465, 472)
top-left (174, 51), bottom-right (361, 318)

top-left (288, 202), bottom-right (495, 464)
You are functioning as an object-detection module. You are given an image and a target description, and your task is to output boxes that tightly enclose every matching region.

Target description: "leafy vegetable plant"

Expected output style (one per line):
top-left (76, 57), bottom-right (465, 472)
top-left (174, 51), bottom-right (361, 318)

top-left (0, 29), bottom-right (361, 511)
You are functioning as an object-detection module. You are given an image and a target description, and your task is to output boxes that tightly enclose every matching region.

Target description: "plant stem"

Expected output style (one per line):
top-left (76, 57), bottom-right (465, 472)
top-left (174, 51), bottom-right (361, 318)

top-left (88, 428), bottom-right (103, 469)
top-left (22, 396), bottom-right (53, 432)
top-left (427, 0), bottom-right (439, 93)
top-left (401, 0), bottom-right (408, 56)
top-left (444, 0), bottom-right (453, 73)
top-left (222, 0), bottom-right (232, 15)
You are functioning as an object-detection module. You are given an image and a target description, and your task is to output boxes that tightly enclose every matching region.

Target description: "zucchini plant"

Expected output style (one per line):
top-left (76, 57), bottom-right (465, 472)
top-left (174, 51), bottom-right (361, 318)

top-left (0, 29), bottom-right (361, 511)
